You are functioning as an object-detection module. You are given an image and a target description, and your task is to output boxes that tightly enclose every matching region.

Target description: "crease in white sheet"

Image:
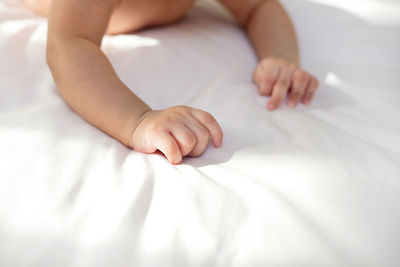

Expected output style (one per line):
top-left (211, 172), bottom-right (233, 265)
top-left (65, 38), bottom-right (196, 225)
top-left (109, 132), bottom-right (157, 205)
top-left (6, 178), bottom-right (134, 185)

top-left (1, 0), bottom-right (400, 267)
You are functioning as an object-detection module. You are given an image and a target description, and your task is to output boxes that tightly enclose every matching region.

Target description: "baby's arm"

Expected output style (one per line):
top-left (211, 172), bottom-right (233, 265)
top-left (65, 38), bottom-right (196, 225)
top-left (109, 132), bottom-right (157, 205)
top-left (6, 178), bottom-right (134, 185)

top-left (47, 0), bottom-right (223, 164)
top-left (47, 0), bottom-right (151, 146)
top-left (220, 0), bottom-right (319, 109)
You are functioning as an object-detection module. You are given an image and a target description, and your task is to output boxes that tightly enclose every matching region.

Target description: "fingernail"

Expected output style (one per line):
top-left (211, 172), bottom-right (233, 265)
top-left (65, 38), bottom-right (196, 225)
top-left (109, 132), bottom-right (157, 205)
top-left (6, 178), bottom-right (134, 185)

top-left (267, 103), bottom-right (275, 110)
top-left (171, 155), bottom-right (181, 164)
top-left (216, 139), bottom-right (222, 147)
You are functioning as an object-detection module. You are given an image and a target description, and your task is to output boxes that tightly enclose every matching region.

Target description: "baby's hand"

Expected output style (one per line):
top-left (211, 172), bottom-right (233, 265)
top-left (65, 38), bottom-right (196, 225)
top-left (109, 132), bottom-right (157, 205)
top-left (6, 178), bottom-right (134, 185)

top-left (253, 57), bottom-right (319, 110)
top-left (129, 106), bottom-right (223, 164)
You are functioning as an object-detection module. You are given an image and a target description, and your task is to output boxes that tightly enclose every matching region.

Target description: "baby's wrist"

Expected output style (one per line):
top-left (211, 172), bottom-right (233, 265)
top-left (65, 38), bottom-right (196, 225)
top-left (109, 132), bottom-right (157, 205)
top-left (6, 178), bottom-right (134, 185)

top-left (125, 107), bottom-right (153, 149)
top-left (260, 54), bottom-right (300, 68)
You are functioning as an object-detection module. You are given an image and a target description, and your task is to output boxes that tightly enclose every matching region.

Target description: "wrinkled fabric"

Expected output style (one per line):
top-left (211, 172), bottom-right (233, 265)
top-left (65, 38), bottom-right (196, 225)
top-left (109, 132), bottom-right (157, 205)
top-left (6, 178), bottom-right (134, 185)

top-left (0, 0), bottom-right (399, 266)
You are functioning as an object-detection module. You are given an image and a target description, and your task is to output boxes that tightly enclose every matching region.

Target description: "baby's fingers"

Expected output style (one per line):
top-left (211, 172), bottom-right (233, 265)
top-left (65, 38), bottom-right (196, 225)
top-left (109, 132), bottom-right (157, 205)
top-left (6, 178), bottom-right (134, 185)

top-left (254, 64), bottom-right (279, 96)
top-left (152, 131), bottom-right (182, 164)
top-left (191, 109), bottom-right (223, 148)
top-left (301, 75), bottom-right (319, 105)
top-left (287, 69), bottom-right (308, 108)
top-left (183, 119), bottom-right (211, 157)
top-left (168, 124), bottom-right (197, 157)
top-left (267, 66), bottom-right (295, 110)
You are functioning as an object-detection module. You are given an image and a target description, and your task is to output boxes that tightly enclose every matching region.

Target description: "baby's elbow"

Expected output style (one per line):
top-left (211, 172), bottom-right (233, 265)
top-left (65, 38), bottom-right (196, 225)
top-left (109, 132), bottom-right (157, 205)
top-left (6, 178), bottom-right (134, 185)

top-left (45, 38), bottom-right (58, 70)
top-left (45, 33), bottom-right (67, 70)
top-left (220, 0), bottom-right (273, 27)
top-left (45, 40), bottom-right (54, 67)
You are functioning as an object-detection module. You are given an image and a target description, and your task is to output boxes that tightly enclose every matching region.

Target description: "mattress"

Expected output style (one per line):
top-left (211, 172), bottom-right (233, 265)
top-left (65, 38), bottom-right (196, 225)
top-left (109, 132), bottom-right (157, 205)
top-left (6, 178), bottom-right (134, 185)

top-left (0, 0), bottom-right (399, 266)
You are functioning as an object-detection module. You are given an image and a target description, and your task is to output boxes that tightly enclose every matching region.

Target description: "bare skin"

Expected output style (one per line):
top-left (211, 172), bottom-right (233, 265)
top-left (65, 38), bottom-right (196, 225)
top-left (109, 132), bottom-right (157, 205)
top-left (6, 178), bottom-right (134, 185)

top-left (22, 0), bottom-right (319, 164)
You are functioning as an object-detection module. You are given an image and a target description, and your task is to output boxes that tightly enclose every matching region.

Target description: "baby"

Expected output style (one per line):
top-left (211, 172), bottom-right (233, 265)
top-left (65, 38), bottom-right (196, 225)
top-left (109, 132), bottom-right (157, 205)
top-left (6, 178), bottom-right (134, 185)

top-left (23, 0), bottom-right (319, 164)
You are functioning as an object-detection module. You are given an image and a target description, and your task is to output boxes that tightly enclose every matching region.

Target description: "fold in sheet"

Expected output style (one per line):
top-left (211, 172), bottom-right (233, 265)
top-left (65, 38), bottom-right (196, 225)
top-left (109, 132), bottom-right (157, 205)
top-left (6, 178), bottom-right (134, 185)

top-left (0, 0), bottom-right (399, 266)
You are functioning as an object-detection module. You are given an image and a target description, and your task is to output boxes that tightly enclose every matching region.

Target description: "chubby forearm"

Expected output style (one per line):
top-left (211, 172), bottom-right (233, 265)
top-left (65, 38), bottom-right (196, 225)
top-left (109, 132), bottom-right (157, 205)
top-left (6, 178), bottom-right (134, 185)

top-left (245, 0), bottom-right (299, 66)
top-left (47, 38), bottom-right (151, 146)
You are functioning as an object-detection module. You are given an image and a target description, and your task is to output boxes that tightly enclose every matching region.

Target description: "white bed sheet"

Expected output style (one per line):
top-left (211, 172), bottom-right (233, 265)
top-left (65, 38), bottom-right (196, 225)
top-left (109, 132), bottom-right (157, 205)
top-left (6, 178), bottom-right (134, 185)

top-left (0, 0), bottom-right (399, 266)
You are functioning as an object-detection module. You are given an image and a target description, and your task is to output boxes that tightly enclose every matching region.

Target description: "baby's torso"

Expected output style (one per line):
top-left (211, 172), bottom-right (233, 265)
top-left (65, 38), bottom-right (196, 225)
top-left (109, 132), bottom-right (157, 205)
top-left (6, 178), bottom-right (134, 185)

top-left (108, 0), bottom-right (197, 34)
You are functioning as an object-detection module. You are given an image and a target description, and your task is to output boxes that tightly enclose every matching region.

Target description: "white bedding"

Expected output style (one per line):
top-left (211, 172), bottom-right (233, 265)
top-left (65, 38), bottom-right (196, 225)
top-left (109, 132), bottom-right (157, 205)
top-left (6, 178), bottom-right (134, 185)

top-left (0, 0), bottom-right (399, 266)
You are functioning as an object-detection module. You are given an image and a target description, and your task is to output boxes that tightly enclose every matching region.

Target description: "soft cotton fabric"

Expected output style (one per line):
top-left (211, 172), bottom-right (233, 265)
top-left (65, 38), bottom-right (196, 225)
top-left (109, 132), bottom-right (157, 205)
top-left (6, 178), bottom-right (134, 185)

top-left (0, 0), bottom-right (399, 266)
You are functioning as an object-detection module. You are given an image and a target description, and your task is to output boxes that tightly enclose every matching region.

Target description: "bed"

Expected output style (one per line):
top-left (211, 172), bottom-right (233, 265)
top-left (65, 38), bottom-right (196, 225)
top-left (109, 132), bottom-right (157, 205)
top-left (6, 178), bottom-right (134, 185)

top-left (0, 0), bottom-right (399, 266)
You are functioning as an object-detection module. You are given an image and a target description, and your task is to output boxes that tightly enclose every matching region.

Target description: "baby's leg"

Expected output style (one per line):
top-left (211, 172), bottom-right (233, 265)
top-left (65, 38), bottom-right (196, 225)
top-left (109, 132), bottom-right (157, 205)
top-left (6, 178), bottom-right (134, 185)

top-left (23, 0), bottom-right (194, 35)
top-left (21, 0), bottom-right (143, 35)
